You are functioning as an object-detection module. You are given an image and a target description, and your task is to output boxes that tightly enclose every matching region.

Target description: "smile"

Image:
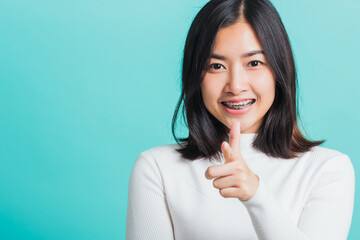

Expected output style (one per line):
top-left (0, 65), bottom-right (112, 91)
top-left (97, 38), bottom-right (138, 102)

top-left (221, 99), bottom-right (256, 115)
top-left (221, 99), bottom-right (255, 110)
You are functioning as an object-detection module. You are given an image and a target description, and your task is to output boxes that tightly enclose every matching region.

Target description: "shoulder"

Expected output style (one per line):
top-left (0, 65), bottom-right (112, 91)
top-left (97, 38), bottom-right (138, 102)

top-left (131, 144), bottom-right (185, 174)
top-left (303, 146), bottom-right (354, 177)
top-left (137, 143), bottom-right (183, 163)
top-left (130, 143), bottom-right (203, 187)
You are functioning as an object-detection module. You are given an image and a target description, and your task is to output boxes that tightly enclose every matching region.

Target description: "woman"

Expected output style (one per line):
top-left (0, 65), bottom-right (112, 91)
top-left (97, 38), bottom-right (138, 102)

top-left (126, 0), bottom-right (355, 239)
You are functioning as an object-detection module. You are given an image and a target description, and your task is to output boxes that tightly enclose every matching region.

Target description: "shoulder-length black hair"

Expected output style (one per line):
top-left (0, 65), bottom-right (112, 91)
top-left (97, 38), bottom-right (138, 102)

top-left (171, 0), bottom-right (324, 161)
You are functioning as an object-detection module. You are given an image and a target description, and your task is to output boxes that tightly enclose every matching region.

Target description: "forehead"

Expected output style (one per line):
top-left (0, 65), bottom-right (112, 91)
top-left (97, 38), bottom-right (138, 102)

top-left (212, 21), bottom-right (263, 55)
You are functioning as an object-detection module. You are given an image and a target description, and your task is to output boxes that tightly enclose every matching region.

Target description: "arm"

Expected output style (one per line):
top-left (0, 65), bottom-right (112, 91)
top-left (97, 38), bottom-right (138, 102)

top-left (241, 155), bottom-right (355, 240)
top-left (126, 153), bottom-right (174, 240)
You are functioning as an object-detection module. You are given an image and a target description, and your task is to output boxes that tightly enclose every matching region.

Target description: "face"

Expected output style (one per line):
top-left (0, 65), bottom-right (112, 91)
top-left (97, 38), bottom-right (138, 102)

top-left (200, 20), bottom-right (276, 133)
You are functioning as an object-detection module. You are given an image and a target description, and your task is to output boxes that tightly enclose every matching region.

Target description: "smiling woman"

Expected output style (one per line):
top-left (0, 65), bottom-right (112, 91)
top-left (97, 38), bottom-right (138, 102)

top-left (201, 20), bottom-right (276, 134)
top-left (126, 0), bottom-right (355, 239)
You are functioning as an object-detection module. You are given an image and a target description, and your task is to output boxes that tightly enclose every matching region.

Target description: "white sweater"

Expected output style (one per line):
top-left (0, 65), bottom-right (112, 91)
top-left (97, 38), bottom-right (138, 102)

top-left (126, 134), bottom-right (355, 240)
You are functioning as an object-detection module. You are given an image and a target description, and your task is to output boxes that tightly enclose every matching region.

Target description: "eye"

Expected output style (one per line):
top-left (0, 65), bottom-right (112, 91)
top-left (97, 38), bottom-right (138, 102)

top-left (209, 63), bottom-right (225, 70)
top-left (248, 61), bottom-right (263, 67)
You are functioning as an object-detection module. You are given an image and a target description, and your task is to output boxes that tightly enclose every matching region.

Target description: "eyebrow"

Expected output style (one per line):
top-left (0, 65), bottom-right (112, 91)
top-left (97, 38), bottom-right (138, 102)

top-left (210, 50), bottom-right (264, 60)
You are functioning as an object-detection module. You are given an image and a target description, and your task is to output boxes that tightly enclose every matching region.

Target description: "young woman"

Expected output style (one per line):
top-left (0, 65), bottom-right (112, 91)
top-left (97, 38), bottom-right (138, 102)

top-left (126, 0), bottom-right (355, 239)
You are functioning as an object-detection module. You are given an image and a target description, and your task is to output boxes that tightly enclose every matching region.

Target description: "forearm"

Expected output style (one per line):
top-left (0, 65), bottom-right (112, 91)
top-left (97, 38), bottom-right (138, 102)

top-left (240, 168), bottom-right (354, 240)
top-left (241, 177), bottom-right (310, 240)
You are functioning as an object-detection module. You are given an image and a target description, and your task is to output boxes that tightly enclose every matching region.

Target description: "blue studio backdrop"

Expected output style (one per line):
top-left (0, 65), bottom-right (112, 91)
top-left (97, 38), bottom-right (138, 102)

top-left (0, 0), bottom-right (359, 239)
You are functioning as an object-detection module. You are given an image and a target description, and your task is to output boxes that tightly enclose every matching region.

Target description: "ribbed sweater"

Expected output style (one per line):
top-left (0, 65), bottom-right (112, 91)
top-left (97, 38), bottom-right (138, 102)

top-left (126, 134), bottom-right (355, 240)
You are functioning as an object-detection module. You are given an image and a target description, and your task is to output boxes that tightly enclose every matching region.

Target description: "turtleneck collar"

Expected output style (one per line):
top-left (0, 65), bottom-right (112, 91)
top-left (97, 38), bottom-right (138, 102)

top-left (217, 133), bottom-right (258, 164)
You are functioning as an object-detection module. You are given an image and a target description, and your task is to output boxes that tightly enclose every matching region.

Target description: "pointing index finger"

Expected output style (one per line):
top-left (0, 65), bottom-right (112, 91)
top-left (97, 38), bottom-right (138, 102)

top-left (229, 121), bottom-right (241, 156)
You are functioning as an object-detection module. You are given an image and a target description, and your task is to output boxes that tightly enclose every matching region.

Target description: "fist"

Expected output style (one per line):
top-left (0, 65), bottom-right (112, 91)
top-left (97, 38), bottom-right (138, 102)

top-left (205, 121), bottom-right (259, 201)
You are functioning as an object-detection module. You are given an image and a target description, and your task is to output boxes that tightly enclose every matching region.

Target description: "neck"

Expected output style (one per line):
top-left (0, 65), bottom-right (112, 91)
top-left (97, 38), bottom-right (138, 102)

top-left (226, 132), bottom-right (257, 153)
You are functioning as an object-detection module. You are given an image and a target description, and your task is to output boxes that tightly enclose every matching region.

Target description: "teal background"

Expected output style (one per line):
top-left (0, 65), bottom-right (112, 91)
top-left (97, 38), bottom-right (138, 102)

top-left (0, 0), bottom-right (359, 239)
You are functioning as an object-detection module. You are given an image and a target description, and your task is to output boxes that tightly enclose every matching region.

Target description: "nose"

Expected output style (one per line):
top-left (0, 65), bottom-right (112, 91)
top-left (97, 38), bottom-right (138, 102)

top-left (225, 66), bottom-right (249, 95)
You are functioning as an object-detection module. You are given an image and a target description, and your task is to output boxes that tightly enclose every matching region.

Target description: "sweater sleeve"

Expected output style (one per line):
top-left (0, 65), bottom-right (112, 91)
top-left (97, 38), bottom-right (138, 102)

top-left (241, 154), bottom-right (355, 240)
top-left (126, 153), bottom-right (174, 240)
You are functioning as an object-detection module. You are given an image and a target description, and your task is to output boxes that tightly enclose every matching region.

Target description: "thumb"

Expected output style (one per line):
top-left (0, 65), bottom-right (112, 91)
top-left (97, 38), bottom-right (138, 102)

top-left (222, 141), bottom-right (235, 163)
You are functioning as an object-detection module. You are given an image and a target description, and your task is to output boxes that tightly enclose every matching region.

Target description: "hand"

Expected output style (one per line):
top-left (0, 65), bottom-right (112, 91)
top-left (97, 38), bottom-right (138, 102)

top-left (205, 121), bottom-right (259, 201)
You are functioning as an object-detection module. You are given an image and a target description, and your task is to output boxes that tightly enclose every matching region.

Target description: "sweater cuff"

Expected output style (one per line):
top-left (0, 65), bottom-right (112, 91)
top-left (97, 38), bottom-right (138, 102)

top-left (240, 175), bottom-right (267, 207)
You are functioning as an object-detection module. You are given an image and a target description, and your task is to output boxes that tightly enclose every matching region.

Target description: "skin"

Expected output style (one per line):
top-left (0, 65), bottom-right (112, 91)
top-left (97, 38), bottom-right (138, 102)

top-left (202, 19), bottom-right (276, 201)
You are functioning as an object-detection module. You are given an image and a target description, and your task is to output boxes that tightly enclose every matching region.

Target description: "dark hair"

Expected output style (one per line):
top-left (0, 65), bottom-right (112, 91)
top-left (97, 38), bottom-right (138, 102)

top-left (171, 0), bottom-right (324, 161)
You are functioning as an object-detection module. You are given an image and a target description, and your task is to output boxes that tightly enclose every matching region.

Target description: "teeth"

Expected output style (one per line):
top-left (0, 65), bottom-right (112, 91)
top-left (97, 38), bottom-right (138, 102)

top-left (223, 99), bottom-right (254, 109)
top-left (224, 99), bottom-right (253, 106)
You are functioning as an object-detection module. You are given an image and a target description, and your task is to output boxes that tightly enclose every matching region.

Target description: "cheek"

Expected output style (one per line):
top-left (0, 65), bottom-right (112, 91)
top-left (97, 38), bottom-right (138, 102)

top-left (201, 76), bottom-right (223, 105)
top-left (252, 72), bottom-right (276, 104)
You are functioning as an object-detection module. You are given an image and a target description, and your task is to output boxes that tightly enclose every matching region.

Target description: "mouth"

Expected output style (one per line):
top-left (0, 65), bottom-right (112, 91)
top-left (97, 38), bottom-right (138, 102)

top-left (221, 99), bottom-right (256, 110)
